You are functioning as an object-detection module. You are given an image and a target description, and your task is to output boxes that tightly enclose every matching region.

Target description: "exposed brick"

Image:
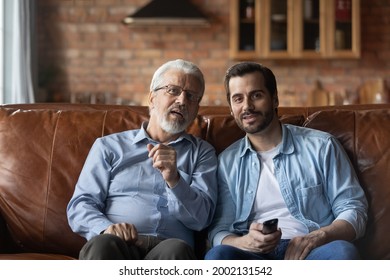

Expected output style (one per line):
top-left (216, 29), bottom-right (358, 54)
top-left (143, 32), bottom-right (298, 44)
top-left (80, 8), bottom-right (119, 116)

top-left (38, 0), bottom-right (390, 105)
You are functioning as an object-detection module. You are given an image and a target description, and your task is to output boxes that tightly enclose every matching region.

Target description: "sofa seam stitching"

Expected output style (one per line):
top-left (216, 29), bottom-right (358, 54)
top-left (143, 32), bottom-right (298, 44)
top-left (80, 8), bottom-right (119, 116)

top-left (42, 110), bottom-right (61, 244)
top-left (101, 110), bottom-right (108, 136)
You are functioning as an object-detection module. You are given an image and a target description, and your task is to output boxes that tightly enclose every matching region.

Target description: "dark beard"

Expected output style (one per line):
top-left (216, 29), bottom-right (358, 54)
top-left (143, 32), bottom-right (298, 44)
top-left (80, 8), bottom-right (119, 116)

top-left (237, 109), bottom-right (274, 134)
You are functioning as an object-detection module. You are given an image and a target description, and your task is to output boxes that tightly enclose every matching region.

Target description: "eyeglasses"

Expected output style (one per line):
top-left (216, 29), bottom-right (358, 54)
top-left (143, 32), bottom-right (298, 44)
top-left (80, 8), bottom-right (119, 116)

top-left (154, 85), bottom-right (201, 103)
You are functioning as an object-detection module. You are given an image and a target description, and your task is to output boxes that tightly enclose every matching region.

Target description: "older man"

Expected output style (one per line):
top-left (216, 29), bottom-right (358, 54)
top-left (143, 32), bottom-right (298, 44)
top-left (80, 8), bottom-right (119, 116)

top-left (67, 59), bottom-right (217, 260)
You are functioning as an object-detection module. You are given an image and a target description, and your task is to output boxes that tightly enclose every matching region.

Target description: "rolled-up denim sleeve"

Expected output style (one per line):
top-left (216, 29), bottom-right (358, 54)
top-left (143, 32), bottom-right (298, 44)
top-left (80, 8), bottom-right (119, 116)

top-left (325, 137), bottom-right (368, 239)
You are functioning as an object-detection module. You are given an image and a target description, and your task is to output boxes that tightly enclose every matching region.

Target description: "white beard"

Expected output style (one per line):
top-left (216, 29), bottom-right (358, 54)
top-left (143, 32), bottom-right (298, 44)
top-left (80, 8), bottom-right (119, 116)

top-left (152, 103), bottom-right (189, 134)
top-left (160, 114), bottom-right (188, 134)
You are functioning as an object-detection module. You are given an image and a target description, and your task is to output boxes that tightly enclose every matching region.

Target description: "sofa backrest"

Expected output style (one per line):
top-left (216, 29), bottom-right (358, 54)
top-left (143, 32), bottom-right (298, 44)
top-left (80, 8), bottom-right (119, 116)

top-left (0, 103), bottom-right (389, 259)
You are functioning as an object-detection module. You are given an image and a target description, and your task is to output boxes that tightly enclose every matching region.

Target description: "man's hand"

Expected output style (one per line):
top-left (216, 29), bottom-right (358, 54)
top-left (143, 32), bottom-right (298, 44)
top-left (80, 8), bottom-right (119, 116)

top-left (102, 223), bottom-right (139, 244)
top-left (284, 230), bottom-right (326, 260)
top-left (147, 143), bottom-right (180, 188)
top-left (223, 222), bottom-right (281, 254)
top-left (284, 219), bottom-right (356, 260)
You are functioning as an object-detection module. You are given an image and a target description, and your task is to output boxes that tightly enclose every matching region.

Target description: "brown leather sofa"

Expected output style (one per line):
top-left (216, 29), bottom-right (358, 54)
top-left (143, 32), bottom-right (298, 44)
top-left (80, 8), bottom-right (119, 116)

top-left (0, 103), bottom-right (389, 260)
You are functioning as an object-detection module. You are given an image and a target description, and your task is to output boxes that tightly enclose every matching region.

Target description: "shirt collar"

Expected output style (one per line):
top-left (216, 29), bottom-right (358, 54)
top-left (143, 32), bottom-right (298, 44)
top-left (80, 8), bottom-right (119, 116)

top-left (239, 123), bottom-right (295, 157)
top-left (133, 121), bottom-right (195, 145)
top-left (279, 124), bottom-right (294, 155)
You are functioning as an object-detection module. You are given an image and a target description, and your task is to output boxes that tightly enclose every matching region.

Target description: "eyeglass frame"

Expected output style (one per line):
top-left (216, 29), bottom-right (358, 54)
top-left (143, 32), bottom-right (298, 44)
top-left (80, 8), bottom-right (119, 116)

top-left (153, 84), bottom-right (202, 103)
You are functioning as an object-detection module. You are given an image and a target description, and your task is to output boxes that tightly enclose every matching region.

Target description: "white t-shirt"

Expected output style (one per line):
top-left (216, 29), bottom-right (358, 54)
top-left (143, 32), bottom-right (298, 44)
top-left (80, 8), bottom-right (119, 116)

top-left (249, 145), bottom-right (308, 239)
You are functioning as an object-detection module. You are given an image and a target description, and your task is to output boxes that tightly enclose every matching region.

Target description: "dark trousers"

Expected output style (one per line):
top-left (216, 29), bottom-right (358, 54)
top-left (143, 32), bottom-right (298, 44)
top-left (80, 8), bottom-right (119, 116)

top-left (79, 234), bottom-right (197, 260)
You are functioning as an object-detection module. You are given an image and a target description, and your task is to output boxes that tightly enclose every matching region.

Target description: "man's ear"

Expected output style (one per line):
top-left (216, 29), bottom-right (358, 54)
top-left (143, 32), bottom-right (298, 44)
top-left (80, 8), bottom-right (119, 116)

top-left (274, 93), bottom-right (279, 109)
top-left (148, 91), bottom-right (155, 109)
top-left (228, 103), bottom-right (233, 116)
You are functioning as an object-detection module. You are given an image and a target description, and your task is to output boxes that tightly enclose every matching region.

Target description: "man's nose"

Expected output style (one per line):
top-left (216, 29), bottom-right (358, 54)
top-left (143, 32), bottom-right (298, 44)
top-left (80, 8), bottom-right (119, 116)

top-left (175, 90), bottom-right (189, 103)
top-left (242, 96), bottom-right (254, 110)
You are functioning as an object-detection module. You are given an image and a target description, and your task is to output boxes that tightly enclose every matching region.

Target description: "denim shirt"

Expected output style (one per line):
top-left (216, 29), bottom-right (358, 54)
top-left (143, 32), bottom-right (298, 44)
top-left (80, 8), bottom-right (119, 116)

top-left (209, 124), bottom-right (368, 247)
top-left (67, 123), bottom-right (218, 248)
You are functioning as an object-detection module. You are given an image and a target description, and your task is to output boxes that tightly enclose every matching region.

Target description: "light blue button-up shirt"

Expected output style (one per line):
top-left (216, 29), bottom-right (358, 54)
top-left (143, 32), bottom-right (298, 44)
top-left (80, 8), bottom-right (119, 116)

top-left (67, 123), bottom-right (218, 248)
top-left (209, 124), bottom-right (368, 247)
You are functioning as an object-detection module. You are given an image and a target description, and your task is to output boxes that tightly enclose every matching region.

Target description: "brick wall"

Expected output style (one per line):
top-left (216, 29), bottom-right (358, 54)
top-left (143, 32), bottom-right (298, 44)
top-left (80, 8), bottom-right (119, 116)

top-left (37, 0), bottom-right (390, 106)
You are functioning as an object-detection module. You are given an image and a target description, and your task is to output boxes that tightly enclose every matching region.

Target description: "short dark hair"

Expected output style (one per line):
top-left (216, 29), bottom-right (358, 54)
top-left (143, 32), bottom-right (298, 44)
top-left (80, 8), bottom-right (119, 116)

top-left (224, 62), bottom-right (278, 105)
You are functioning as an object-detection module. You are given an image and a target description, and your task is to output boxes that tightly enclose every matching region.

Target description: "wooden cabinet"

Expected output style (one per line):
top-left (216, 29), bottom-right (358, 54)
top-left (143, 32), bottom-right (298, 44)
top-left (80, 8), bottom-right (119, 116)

top-left (230, 0), bottom-right (360, 59)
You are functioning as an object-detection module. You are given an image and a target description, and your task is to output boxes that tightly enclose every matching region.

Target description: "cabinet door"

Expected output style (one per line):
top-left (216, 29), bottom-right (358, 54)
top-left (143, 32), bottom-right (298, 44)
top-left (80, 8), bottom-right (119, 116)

top-left (229, 0), bottom-right (260, 59)
top-left (264, 0), bottom-right (324, 58)
top-left (263, 0), bottom-right (294, 58)
top-left (295, 0), bottom-right (325, 58)
top-left (326, 0), bottom-right (360, 58)
top-left (230, 0), bottom-right (360, 59)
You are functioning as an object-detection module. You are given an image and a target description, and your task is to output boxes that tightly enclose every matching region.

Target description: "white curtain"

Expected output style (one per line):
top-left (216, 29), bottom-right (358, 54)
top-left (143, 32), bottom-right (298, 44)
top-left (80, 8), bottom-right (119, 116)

top-left (0, 2), bottom-right (3, 103)
top-left (2, 0), bottom-right (35, 104)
